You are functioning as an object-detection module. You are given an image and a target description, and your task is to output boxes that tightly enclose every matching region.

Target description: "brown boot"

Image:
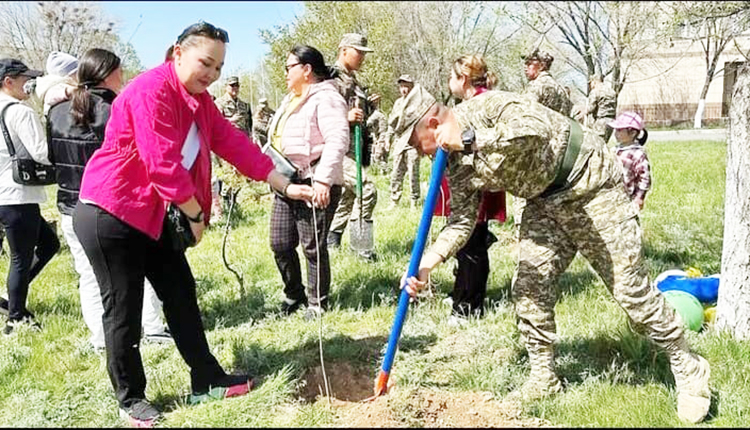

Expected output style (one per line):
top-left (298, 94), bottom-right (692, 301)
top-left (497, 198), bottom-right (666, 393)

top-left (508, 345), bottom-right (562, 402)
top-left (671, 350), bottom-right (711, 423)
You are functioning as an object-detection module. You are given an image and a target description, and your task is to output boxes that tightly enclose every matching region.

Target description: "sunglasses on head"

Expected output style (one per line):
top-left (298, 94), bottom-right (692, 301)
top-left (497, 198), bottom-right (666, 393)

top-left (176, 21), bottom-right (229, 45)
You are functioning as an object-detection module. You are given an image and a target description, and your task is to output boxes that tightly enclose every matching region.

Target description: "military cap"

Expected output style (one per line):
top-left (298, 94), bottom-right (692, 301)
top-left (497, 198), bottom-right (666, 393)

top-left (397, 74), bottom-right (414, 84)
top-left (522, 48), bottom-right (554, 68)
top-left (0, 58), bottom-right (43, 80)
top-left (391, 83), bottom-right (436, 152)
top-left (338, 33), bottom-right (373, 52)
top-left (226, 76), bottom-right (240, 86)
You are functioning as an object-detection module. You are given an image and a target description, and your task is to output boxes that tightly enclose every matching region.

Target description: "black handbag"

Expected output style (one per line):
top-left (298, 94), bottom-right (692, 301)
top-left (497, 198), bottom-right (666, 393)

top-left (1, 102), bottom-right (56, 186)
top-left (162, 204), bottom-right (196, 253)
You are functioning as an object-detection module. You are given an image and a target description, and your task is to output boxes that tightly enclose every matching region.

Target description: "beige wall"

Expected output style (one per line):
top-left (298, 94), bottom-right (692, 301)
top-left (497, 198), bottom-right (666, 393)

top-left (617, 36), bottom-right (750, 125)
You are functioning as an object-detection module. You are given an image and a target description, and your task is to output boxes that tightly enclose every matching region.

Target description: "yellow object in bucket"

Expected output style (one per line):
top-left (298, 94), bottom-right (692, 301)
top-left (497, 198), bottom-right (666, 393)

top-left (703, 306), bottom-right (717, 324)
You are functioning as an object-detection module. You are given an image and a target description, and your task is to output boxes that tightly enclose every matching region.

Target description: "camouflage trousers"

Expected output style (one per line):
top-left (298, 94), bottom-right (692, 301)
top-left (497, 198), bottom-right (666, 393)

top-left (330, 156), bottom-right (378, 234)
top-left (390, 145), bottom-right (420, 203)
top-left (512, 185), bottom-right (685, 357)
top-left (591, 117), bottom-right (614, 144)
top-left (371, 139), bottom-right (389, 173)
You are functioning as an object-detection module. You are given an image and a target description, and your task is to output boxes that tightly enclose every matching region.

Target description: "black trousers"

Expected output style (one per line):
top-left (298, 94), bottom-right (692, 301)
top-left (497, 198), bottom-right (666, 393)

top-left (269, 185), bottom-right (341, 307)
top-left (0, 204), bottom-right (59, 320)
top-left (452, 222), bottom-right (497, 318)
top-left (73, 202), bottom-right (227, 408)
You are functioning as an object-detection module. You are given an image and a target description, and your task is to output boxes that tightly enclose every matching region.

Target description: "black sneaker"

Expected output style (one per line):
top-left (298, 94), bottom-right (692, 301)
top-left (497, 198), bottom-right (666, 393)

top-left (119, 399), bottom-right (161, 428)
top-left (144, 328), bottom-right (174, 344)
top-left (280, 297), bottom-right (307, 316)
top-left (0, 297), bottom-right (7, 316)
top-left (3, 315), bottom-right (41, 335)
top-left (327, 231), bottom-right (342, 248)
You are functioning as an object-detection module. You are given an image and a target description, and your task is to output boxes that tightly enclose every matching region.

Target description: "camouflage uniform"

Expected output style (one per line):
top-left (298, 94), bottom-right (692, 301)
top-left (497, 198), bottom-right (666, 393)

top-left (329, 61), bottom-right (378, 235)
top-left (367, 108), bottom-right (388, 172)
top-left (524, 71), bottom-right (573, 117)
top-left (215, 93), bottom-right (253, 135)
top-left (586, 84), bottom-right (617, 143)
top-left (252, 105), bottom-right (275, 146)
top-left (387, 96), bottom-right (421, 205)
top-left (427, 90), bottom-right (709, 418)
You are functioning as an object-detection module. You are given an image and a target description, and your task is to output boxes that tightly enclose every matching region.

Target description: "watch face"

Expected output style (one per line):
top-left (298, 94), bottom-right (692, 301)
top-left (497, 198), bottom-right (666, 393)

top-left (462, 129), bottom-right (475, 143)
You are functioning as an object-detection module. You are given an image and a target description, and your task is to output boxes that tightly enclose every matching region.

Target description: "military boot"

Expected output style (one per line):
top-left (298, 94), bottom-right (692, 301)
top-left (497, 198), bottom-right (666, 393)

top-left (669, 345), bottom-right (711, 423)
top-left (508, 345), bottom-right (563, 402)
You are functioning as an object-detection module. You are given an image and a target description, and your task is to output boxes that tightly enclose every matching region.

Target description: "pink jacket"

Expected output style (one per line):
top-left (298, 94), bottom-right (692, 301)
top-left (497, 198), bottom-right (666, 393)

top-left (269, 80), bottom-right (349, 185)
top-left (79, 62), bottom-right (274, 240)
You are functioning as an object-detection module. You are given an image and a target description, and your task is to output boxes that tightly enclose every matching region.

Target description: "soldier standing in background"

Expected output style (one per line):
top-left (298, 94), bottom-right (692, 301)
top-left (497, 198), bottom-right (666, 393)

top-left (328, 33), bottom-right (379, 260)
top-left (214, 76), bottom-right (252, 135)
top-left (386, 74), bottom-right (421, 209)
top-left (393, 85), bottom-right (712, 425)
top-left (367, 97), bottom-right (388, 174)
top-left (252, 97), bottom-right (275, 146)
top-left (585, 74), bottom-right (617, 143)
top-left (522, 49), bottom-right (572, 116)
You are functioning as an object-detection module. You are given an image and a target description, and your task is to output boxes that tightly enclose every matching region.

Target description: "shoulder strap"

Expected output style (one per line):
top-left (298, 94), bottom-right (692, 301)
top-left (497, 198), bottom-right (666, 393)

top-left (1, 102), bottom-right (20, 157)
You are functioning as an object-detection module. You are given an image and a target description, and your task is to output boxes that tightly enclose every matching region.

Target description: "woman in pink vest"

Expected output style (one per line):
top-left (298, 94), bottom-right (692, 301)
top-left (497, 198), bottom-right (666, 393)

top-left (73, 21), bottom-right (313, 427)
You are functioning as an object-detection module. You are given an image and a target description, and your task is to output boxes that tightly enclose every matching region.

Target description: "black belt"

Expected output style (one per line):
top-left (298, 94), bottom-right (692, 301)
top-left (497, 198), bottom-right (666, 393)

top-left (538, 118), bottom-right (583, 198)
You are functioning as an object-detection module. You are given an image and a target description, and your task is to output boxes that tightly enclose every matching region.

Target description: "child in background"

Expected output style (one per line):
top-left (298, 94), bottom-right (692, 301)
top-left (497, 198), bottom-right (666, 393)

top-left (34, 51), bottom-right (79, 114)
top-left (609, 111), bottom-right (651, 210)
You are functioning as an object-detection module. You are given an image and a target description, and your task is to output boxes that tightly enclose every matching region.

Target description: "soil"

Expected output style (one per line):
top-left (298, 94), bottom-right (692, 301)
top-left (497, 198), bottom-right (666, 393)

top-left (297, 362), bottom-right (551, 428)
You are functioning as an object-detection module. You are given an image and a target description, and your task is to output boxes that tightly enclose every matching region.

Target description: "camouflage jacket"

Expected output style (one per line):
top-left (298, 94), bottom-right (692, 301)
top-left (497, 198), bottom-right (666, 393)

top-left (586, 84), bottom-right (617, 119)
top-left (524, 71), bottom-right (573, 117)
top-left (366, 109), bottom-right (387, 145)
top-left (332, 61), bottom-right (372, 159)
top-left (386, 95), bottom-right (409, 153)
top-left (215, 93), bottom-right (252, 134)
top-left (252, 106), bottom-right (275, 145)
top-left (428, 90), bottom-right (622, 259)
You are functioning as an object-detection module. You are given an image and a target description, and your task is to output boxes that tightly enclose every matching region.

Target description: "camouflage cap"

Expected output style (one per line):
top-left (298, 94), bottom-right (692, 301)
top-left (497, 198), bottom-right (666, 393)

top-left (397, 74), bottom-right (414, 84)
top-left (522, 48), bottom-right (554, 68)
top-left (226, 76), bottom-right (240, 85)
top-left (391, 83), bottom-right (436, 151)
top-left (338, 33), bottom-right (374, 52)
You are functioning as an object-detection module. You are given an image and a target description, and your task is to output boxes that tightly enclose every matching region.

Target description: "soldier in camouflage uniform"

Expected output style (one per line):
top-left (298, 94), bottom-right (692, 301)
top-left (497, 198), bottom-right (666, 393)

top-left (252, 97), bottom-right (275, 146)
top-left (327, 33), bottom-right (379, 260)
top-left (394, 84), bottom-right (711, 424)
top-left (214, 76), bottom-right (252, 135)
top-left (367, 97), bottom-right (388, 173)
top-left (522, 49), bottom-right (573, 117)
top-left (386, 74), bottom-right (421, 208)
top-left (585, 74), bottom-right (617, 143)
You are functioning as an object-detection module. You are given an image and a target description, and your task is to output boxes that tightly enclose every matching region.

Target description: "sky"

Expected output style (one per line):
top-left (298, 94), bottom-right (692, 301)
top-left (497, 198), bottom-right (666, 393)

top-left (100, 1), bottom-right (305, 73)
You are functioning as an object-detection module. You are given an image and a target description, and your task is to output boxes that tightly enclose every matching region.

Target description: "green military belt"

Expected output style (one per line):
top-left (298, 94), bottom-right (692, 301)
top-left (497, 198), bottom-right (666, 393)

top-left (539, 118), bottom-right (583, 198)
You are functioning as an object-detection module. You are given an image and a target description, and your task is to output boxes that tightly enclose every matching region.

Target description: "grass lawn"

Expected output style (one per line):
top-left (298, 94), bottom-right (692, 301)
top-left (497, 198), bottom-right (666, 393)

top-left (1, 139), bottom-right (745, 427)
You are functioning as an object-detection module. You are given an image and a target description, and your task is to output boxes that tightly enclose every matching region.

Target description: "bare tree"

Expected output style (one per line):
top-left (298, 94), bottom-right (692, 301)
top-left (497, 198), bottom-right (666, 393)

top-left (666, 2), bottom-right (750, 128)
top-left (718, 63), bottom-right (750, 340)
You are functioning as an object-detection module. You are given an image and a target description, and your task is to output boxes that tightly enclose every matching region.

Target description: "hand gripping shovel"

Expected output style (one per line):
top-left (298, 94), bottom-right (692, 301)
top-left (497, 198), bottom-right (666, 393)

top-left (372, 148), bottom-right (449, 397)
top-left (350, 105), bottom-right (374, 255)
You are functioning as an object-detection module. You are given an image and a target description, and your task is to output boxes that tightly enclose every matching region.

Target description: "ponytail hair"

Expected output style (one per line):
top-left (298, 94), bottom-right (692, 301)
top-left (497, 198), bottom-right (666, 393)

top-left (635, 128), bottom-right (648, 146)
top-left (290, 44), bottom-right (334, 81)
top-left (452, 54), bottom-right (497, 90)
top-left (70, 48), bottom-right (121, 127)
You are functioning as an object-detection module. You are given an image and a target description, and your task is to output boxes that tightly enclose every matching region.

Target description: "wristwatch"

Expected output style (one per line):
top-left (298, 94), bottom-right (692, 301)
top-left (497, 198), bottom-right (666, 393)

top-left (461, 128), bottom-right (476, 155)
top-left (186, 210), bottom-right (205, 224)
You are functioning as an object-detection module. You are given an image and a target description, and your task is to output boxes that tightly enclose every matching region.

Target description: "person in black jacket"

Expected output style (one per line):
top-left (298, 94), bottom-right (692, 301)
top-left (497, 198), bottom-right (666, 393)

top-left (46, 48), bottom-right (172, 352)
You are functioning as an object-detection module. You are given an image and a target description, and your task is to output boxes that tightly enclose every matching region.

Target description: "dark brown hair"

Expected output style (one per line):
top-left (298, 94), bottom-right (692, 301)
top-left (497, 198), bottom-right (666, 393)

top-left (70, 48), bottom-right (121, 127)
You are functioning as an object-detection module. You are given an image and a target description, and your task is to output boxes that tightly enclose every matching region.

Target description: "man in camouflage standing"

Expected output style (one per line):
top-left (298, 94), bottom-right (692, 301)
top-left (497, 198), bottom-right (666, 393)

top-left (328, 33), bottom-right (379, 260)
top-left (215, 76), bottom-right (252, 135)
top-left (367, 97), bottom-right (389, 174)
top-left (523, 49), bottom-right (572, 116)
top-left (386, 75), bottom-right (421, 209)
top-left (585, 74), bottom-right (617, 143)
top-left (394, 84), bottom-right (711, 424)
top-left (252, 97), bottom-right (275, 146)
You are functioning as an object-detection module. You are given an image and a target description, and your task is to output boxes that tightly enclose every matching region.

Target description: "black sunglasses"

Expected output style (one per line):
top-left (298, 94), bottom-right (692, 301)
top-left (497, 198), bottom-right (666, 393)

top-left (176, 21), bottom-right (229, 44)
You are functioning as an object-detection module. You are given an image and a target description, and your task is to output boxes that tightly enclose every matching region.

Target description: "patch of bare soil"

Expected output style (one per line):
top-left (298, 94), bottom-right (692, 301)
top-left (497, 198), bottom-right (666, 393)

top-left (297, 362), bottom-right (551, 427)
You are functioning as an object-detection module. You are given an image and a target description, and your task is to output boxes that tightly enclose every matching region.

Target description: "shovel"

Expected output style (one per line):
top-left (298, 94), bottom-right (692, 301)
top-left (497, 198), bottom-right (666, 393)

top-left (350, 100), bottom-right (374, 255)
top-left (372, 148), bottom-right (449, 397)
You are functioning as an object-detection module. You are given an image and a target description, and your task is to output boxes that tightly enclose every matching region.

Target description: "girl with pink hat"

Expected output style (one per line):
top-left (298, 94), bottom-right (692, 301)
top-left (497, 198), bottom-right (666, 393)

top-left (608, 111), bottom-right (651, 210)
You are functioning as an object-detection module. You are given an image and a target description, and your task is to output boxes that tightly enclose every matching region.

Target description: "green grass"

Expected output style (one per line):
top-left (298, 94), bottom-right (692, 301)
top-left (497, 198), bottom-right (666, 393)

top-left (0, 140), bottom-right (745, 427)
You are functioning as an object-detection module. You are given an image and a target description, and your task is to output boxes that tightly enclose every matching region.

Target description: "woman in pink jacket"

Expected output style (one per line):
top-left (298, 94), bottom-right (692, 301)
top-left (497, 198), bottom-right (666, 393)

top-left (72, 22), bottom-right (313, 427)
top-left (266, 45), bottom-right (349, 320)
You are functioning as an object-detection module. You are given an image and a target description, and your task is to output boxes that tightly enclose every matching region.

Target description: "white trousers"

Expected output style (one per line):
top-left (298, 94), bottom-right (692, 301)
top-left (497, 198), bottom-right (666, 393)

top-left (61, 214), bottom-right (166, 349)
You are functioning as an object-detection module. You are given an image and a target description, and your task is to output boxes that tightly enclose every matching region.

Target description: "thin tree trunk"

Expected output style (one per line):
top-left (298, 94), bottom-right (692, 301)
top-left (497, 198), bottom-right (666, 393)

top-left (717, 65), bottom-right (750, 340)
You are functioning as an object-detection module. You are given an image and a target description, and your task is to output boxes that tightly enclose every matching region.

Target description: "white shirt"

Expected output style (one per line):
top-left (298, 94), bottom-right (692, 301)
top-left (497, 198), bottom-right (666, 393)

top-left (0, 92), bottom-right (50, 205)
top-left (181, 122), bottom-right (200, 170)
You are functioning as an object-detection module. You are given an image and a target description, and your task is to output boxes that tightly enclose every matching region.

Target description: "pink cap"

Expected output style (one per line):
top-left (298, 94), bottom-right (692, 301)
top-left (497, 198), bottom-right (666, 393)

top-left (608, 111), bottom-right (644, 130)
